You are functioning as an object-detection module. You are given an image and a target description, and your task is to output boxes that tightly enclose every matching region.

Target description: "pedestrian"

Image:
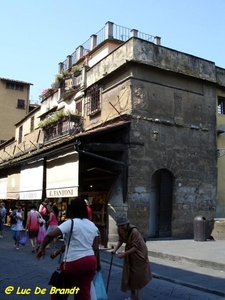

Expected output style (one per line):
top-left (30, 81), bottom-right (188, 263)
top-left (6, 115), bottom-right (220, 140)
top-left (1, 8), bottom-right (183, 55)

top-left (111, 213), bottom-right (152, 300)
top-left (45, 204), bottom-right (59, 248)
top-left (36, 197), bottom-right (101, 300)
top-left (85, 199), bottom-right (92, 220)
top-left (10, 206), bottom-right (24, 250)
top-left (39, 198), bottom-right (51, 226)
top-left (0, 202), bottom-right (7, 238)
top-left (25, 203), bottom-right (40, 252)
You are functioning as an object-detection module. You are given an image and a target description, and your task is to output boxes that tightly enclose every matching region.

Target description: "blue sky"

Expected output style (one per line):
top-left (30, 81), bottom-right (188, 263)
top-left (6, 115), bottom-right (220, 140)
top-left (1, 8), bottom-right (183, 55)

top-left (0, 0), bottom-right (224, 103)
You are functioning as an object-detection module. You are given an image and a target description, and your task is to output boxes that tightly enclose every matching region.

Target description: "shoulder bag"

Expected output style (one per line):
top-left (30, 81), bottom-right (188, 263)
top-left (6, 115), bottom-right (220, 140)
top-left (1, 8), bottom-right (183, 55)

top-left (48, 219), bottom-right (74, 288)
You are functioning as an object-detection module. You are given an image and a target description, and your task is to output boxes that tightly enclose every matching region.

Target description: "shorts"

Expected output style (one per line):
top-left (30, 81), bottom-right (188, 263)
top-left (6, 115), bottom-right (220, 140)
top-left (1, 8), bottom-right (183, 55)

top-left (28, 229), bottom-right (39, 239)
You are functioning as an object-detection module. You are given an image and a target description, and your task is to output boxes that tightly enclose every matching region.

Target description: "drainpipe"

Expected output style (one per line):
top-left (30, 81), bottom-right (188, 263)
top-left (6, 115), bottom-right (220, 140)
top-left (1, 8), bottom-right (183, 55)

top-left (74, 140), bottom-right (127, 203)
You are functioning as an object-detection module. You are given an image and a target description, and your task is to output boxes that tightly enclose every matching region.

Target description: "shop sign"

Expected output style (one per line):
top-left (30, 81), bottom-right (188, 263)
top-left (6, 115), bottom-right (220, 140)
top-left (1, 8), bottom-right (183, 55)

top-left (47, 187), bottom-right (78, 198)
top-left (6, 193), bottom-right (20, 200)
top-left (20, 191), bottom-right (43, 200)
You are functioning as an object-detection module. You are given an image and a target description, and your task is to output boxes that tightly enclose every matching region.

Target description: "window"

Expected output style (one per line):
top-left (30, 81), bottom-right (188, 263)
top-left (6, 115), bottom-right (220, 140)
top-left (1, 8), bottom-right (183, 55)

top-left (30, 116), bottom-right (34, 132)
top-left (17, 99), bottom-right (25, 109)
top-left (86, 84), bottom-right (101, 116)
top-left (6, 82), bottom-right (23, 91)
top-left (18, 126), bottom-right (23, 144)
top-left (75, 100), bottom-right (82, 115)
top-left (218, 97), bottom-right (225, 114)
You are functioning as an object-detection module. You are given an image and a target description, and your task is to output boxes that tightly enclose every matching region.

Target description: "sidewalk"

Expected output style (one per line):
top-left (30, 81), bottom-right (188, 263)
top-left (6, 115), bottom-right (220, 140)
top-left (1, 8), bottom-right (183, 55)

top-left (104, 237), bottom-right (225, 297)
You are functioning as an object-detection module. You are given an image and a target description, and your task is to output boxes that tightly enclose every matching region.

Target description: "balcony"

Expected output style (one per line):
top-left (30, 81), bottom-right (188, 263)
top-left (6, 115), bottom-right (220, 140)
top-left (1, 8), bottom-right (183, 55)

top-left (58, 71), bottom-right (82, 102)
top-left (42, 114), bottom-right (83, 143)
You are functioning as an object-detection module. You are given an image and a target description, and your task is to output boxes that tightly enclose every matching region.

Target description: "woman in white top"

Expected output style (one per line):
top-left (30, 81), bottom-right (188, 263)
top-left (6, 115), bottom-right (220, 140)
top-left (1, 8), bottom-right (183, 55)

top-left (11, 206), bottom-right (24, 250)
top-left (37, 197), bottom-right (101, 300)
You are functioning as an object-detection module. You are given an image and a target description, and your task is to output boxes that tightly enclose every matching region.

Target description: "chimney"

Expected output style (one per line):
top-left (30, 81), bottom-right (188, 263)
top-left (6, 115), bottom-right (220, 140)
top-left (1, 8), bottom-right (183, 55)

top-left (67, 55), bottom-right (72, 69)
top-left (105, 21), bottom-right (114, 39)
top-left (90, 34), bottom-right (97, 50)
top-left (76, 46), bottom-right (84, 61)
top-left (154, 36), bottom-right (161, 45)
top-left (58, 62), bottom-right (63, 74)
top-left (130, 29), bottom-right (138, 37)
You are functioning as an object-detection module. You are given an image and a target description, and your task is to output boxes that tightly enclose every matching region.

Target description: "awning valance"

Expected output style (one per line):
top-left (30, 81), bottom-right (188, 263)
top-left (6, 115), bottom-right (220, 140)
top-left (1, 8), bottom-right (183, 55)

top-left (7, 168), bottom-right (20, 200)
top-left (0, 177), bottom-right (7, 199)
top-left (46, 150), bottom-right (79, 198)
top-left (20, 159), bottom-right (44, 200)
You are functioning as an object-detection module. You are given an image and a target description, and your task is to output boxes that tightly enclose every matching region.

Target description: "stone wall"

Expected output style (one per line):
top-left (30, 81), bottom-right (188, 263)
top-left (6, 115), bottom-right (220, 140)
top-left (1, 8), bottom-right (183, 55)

top-left (125, 66), bottom-right (217, 238)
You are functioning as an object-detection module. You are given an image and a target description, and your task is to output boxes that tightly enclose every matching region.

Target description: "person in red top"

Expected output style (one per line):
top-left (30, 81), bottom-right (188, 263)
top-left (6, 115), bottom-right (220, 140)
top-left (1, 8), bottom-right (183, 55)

top-left (46, 205), bottom-right (59, 248)
top-left (25, 203), bottom-right (39, 252)
top-left (85, 199), bottom-right (92, 221)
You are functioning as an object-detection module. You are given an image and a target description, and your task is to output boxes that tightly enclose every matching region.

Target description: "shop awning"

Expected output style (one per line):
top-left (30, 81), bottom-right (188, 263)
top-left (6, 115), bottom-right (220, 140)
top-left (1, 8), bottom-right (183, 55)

top-left (0, 177), bottom-right (7, 199)
top-left (20, 159), bottom-right (44, 200)
top-left (46, 150), bottom-right (79, 198)
top-left (7, 168), bottom-right (20, 200)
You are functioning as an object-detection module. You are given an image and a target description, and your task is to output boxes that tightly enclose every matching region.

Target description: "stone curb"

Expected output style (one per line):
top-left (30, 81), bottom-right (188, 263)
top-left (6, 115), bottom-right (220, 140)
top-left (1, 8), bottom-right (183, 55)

top-left (147, 250), bottom-right (225, 272)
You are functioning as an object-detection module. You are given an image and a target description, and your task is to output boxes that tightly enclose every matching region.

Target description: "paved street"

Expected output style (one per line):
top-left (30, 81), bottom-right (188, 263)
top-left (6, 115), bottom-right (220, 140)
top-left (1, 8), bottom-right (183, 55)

top-left (0, 226), bottom-right (224, 300)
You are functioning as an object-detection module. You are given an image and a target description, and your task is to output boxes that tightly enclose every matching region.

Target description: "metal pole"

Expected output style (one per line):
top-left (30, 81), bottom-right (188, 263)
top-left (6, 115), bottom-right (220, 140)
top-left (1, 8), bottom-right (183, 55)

top-left (106, 249), bottom-right (114, 293)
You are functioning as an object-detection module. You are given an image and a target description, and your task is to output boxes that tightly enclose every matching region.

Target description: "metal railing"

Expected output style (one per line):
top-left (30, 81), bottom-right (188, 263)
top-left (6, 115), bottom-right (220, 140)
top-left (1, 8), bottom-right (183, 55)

top-left (61, 22), bottom-right (156, 71)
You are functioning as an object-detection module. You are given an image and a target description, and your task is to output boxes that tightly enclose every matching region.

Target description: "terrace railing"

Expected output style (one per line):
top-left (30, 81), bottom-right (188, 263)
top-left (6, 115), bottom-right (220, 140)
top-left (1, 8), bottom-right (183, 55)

top-left (60, 22), bottom-right (158, 71)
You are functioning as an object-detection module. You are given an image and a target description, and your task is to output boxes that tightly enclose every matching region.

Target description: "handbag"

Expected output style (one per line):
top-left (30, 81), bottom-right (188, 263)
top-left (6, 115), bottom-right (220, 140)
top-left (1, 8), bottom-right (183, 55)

top-left (93, 271), bottom-right (107, 300)
top-left (19, 231), bottom-right (28, 246)
top-left (48, 266), bottom-right (65, 288)
top-left (38, 213), bottom-right (46, 225)
top-left (37, 224), bottom-right (46, 243)
top-left (48, 219), bottom-right (74, 288)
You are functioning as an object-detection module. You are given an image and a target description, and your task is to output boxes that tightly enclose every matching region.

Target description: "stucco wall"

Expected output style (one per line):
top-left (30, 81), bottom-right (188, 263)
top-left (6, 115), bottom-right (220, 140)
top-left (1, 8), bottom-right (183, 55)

top-left (0, 80), bottom-right (30, 141)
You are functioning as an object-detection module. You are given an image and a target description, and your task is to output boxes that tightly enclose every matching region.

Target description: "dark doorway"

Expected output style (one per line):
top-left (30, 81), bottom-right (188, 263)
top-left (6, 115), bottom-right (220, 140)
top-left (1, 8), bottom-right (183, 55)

top-left (148, 169), bottom-right (174, 237)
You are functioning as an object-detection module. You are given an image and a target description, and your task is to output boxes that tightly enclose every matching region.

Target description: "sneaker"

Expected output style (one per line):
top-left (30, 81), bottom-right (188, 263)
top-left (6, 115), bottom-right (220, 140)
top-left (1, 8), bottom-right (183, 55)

top-left (0, 235), bottom-right (3, 238)
top-left (16, 247), bottom-right (19, 250)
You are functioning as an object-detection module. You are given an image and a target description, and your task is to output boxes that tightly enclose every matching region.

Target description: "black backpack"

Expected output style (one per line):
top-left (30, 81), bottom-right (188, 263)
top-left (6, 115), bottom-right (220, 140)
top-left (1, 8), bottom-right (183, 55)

top-left (10, 214), bottom-right (17, 225)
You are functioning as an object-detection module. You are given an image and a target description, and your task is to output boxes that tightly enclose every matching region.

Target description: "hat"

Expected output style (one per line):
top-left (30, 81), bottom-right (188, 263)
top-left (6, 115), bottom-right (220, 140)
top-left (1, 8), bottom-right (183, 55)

top-left (116, 213), bottom-right (130, 226)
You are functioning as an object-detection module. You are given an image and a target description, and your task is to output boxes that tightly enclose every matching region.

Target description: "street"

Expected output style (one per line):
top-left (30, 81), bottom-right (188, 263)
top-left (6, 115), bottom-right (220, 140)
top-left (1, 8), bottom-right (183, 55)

top-left (0, 228), bottom-right (224, 300)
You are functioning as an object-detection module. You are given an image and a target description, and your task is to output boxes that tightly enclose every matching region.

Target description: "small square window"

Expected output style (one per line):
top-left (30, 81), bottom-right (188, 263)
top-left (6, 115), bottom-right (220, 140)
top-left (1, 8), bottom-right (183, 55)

top-left (17, 99), bottom-right (25, 109)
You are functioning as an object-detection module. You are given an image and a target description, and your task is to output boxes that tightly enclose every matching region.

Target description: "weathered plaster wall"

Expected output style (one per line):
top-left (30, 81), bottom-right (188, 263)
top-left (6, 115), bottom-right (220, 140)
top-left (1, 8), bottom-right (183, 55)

top-left (216, 88), bottom-right (225, 218)
top-left (86, 38), bottom-right (216, 89)
top-left (132, 39), bottom-right (216, 83)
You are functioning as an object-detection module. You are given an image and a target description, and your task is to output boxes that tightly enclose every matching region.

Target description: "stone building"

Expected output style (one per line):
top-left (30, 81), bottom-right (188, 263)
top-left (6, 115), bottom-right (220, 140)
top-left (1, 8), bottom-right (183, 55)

top-left (0, 77), bottom-right (33, 144)
top-left (0, 21), bottom-right (224, 244)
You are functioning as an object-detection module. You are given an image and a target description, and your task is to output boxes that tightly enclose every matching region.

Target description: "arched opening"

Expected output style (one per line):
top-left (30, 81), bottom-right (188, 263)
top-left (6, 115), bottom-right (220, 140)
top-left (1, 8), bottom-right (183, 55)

top-left (148, 168), bottom-right (174, 238)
